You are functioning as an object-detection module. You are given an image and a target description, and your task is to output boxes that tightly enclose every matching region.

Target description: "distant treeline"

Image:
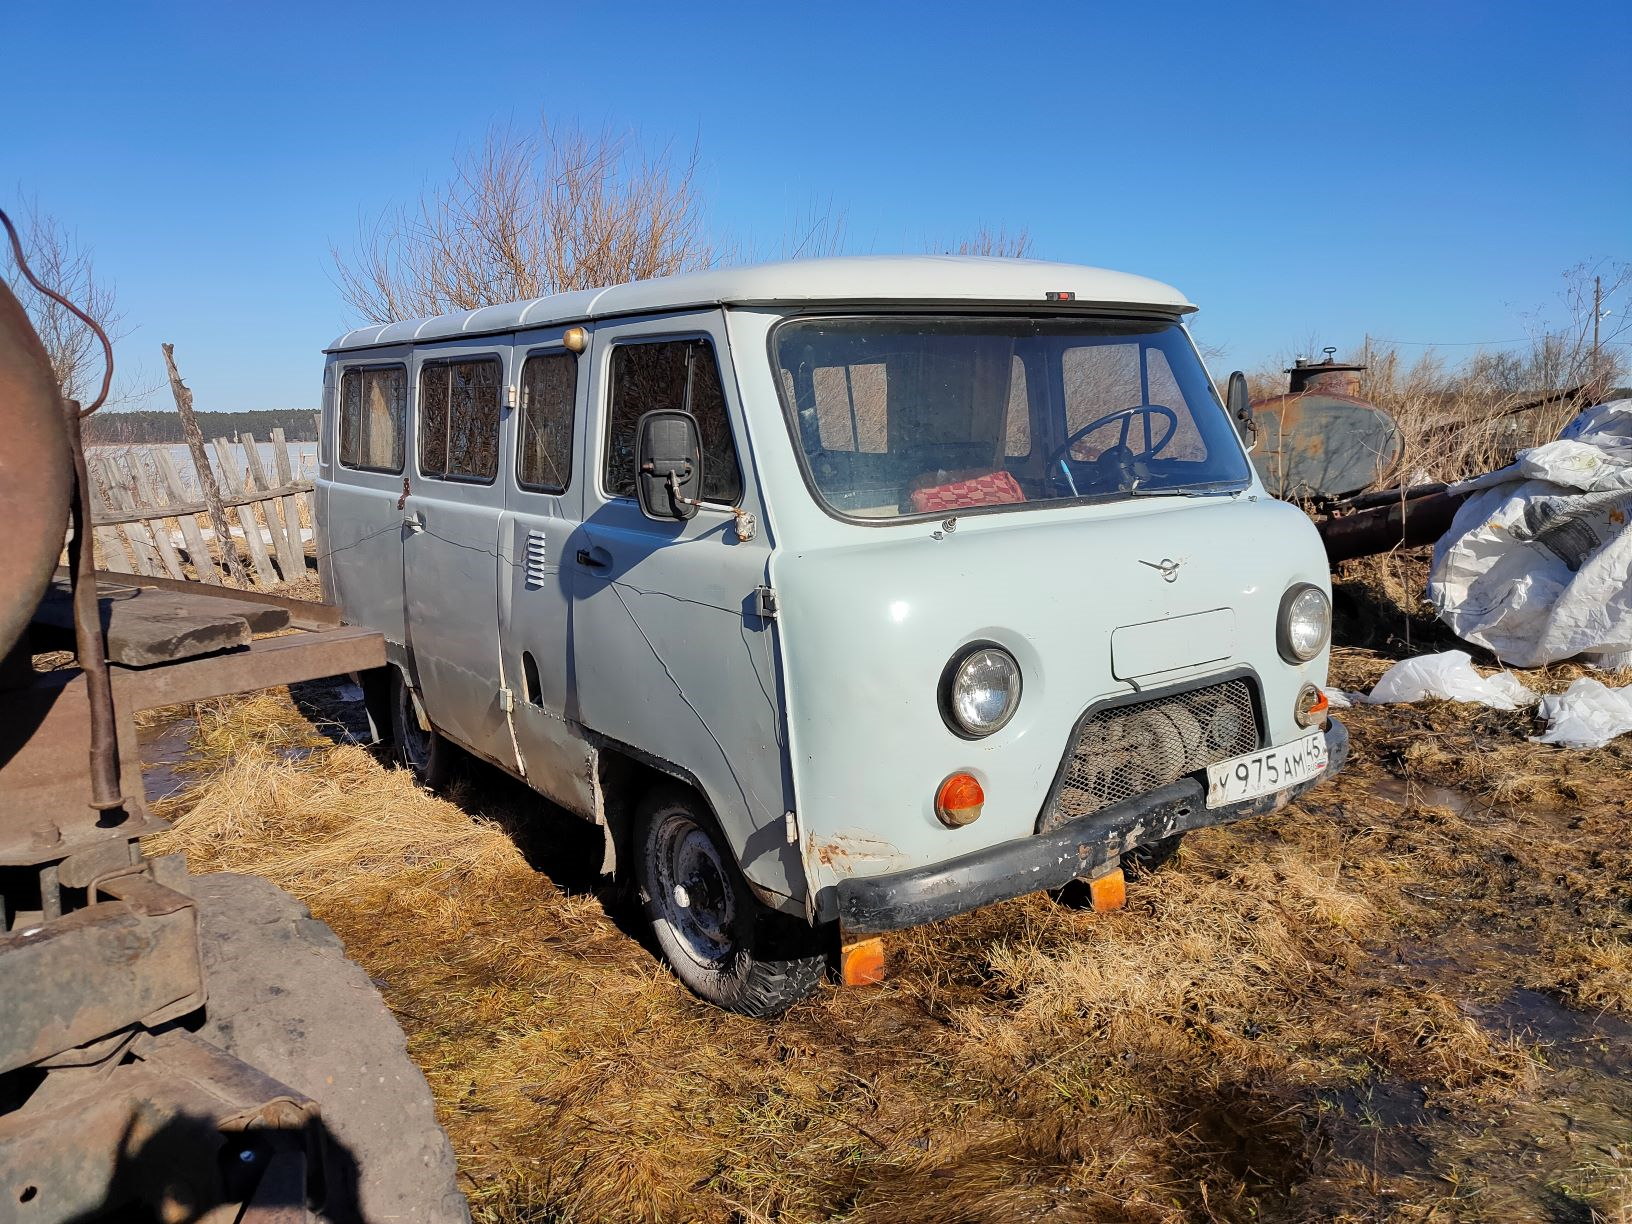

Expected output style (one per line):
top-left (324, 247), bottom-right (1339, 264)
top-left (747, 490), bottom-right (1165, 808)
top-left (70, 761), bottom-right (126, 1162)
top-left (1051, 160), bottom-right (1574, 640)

top-left (84, 409), bottom-right (319, 445)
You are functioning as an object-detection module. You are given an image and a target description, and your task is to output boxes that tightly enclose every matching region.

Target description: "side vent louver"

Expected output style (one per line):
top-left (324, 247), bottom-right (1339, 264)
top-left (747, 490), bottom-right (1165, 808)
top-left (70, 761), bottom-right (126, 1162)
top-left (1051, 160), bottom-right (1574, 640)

top-left (524, 530), bottom-right (548, 589)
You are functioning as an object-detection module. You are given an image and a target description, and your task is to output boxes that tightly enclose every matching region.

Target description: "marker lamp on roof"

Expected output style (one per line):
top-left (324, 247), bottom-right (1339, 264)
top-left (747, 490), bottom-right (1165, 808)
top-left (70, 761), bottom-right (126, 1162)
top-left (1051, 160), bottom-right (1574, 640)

top-left (1045, 291), bottom-right (1076, 301)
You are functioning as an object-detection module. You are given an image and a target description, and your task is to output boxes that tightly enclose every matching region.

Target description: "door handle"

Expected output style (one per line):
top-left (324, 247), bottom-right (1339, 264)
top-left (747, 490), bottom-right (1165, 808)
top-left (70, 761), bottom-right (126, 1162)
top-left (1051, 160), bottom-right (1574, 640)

top-left (575, 547), bottom-right (610, 570)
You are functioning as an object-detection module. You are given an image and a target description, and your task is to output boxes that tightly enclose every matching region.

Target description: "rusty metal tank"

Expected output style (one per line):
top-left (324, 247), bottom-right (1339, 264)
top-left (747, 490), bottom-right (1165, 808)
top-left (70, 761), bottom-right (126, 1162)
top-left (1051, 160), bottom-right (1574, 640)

top-left (0, 280), bottom-right (72, 657)
top-left (1251, 348), bottom-right (1402, 502)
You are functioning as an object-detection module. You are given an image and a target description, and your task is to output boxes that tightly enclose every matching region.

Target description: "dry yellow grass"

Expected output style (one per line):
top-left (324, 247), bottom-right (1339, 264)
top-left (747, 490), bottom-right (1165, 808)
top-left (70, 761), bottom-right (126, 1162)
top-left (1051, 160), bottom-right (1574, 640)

top-left (146, 598), bottom-right (1632, 1221)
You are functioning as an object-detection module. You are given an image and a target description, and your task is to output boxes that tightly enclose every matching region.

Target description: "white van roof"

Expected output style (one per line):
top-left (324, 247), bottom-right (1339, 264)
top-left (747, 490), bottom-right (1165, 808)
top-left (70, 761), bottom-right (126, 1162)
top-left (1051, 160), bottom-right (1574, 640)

top-left (324, 256), bottom-right (1195, 352)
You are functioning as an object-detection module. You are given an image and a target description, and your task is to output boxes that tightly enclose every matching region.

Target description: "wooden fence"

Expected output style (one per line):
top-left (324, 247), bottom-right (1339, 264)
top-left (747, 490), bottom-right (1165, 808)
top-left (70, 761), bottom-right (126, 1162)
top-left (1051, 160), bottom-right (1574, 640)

top-left (85, 428), bottom-right (314, 589)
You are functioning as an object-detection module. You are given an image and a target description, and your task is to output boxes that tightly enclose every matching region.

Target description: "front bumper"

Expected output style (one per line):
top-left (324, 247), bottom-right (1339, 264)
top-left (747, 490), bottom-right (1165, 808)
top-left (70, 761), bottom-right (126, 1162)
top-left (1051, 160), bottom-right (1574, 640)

top-left (835, 717), bottom-right (1349, 934)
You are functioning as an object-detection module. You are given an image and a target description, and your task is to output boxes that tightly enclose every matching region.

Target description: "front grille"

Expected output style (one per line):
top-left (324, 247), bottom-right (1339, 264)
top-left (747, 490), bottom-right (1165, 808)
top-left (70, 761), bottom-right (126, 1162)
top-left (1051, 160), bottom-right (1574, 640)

top-left (1038, 679), bottom-right (1260, 832)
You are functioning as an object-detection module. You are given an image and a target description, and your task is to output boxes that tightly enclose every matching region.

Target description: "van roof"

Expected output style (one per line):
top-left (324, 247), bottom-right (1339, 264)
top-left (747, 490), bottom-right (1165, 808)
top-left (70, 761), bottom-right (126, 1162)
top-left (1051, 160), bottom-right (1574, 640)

top-left (324, 255), bottom-right (1195, 352)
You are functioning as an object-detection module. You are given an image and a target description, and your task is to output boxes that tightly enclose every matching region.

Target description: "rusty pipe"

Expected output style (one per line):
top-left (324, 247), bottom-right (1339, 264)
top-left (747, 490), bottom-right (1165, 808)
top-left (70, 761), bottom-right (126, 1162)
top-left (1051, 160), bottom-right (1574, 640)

top-left (63, 399), bottom-right (129, 823)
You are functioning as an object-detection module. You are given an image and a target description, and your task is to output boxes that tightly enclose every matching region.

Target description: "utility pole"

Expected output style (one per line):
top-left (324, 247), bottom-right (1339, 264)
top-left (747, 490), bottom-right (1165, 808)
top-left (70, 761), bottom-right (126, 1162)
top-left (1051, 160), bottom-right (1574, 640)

top-left (1593, 274), bottom-right (1602, 380)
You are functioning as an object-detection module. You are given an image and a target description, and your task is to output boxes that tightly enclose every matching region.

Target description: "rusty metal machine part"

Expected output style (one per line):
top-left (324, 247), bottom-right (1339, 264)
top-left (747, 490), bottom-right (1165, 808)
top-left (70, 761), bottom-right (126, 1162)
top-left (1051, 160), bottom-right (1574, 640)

top-left (0, 208), bottom-right (393, 1222)
top-left (0, 279), bottom-right (71, 659)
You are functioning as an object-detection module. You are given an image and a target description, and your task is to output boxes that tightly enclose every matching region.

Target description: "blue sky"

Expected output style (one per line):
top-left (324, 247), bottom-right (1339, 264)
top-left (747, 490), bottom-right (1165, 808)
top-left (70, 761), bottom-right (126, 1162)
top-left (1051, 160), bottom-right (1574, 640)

top-left (5, 0), bottom-right (1628, 411)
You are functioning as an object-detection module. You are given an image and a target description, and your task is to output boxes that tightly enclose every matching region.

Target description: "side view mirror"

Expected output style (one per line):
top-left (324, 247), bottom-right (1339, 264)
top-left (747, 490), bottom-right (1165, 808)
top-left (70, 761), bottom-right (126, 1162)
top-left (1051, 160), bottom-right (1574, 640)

top-left (1226, 370), bottom-right (1257, 450)
top-left (635, 409), bottom-right (703, 521)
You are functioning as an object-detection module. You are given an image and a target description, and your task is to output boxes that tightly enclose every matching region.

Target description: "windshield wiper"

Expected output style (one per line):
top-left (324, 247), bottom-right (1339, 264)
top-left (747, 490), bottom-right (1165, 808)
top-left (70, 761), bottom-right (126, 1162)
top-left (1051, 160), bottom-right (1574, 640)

top-left (1125, 478), bottom-right (1249, 498)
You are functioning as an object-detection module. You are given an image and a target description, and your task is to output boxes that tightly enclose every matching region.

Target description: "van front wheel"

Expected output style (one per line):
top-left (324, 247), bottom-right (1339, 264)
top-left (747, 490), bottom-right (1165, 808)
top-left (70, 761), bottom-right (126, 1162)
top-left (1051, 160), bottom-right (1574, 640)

top-left (390, 668), bottom-right (452, 790)
top-left (634, 788), bottom-right (823, 1017)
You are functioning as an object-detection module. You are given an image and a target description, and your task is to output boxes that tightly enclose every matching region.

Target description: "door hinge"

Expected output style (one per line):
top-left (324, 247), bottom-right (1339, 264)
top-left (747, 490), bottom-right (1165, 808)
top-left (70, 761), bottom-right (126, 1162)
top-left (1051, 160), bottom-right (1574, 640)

top-left (498, 686), bottom-right (515, 713)
top-left (755, 586), bottom-right (778, 620)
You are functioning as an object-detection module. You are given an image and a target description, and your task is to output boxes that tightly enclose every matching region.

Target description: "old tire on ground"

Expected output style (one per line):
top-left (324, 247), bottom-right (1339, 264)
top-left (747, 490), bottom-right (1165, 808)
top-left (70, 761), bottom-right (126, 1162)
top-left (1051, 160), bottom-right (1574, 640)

top-left (634, 787), bottom-right (824, 1018)
top-left (189, 872), bottom-right (468, 1224)
top-left (390, 667), bottom-right (453, 790)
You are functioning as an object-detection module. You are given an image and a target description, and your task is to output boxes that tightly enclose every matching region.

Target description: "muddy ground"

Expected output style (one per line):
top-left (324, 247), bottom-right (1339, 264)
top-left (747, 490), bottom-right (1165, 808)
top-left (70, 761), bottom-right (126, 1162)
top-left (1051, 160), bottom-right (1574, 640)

top-left (142, 550), bottom-right (1631, 1222)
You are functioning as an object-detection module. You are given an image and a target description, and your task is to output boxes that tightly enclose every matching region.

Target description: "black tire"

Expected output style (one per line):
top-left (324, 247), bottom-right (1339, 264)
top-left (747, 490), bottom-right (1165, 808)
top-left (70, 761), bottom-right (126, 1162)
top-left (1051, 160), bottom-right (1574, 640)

top-left (389, 667), bottom-right (453, 790)
top-left (633, 786), bottom-right (824, 1018)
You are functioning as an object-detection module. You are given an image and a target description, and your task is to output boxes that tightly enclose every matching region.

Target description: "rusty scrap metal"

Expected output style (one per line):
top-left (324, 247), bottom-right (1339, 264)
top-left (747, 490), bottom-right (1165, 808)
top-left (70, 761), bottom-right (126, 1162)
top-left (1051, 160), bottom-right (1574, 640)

top-left (1313, 483), bottom-right (1471, 564)
top-left (1, 205), bottom-right (388, 1222)
top-left (1252, 350), bottom-right (1402, 502)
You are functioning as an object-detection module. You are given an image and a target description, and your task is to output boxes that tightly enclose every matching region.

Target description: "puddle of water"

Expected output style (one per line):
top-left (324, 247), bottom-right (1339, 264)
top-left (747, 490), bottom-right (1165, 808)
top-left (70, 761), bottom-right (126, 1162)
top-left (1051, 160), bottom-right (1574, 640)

top-left (1473, 988), bottom-right (1632, 1078)
top-left (1365, 776), bottom-right (1574, 831)
top-left (1368, 776), bottom-right (1477, 816)
top-left (1315, 1079), bottom-right (1439, 1177)
top-left (137, 716), bottom-right (198, 805)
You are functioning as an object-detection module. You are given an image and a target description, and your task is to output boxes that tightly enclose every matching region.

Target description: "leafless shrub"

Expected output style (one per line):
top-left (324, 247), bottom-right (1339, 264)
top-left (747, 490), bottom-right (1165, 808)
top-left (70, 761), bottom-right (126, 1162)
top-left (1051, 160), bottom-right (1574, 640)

top-left (333, 120), bottom-right (715, 322)
top-left (4, 195), bottom-right (134, 404)
top-left (933, 224), bottom-right (1033, 258)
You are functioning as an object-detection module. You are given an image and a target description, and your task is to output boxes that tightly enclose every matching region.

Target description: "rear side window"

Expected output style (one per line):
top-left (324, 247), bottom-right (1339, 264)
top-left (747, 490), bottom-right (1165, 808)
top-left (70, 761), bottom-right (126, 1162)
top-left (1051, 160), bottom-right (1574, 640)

top-left (338, 366), bottom-right (406, 473)
top-left (517, 351), bottom-right (577, 493)
top-left (604, 339), bottom-right (742, 505)
top-left (419, 357), bottom-right (502, 483)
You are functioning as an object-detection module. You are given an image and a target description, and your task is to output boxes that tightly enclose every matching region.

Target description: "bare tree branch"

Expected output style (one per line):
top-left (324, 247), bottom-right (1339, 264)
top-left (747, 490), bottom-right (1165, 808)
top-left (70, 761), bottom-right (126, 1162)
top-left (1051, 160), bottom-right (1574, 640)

top-left (332, 120), bottom-right (715, 322)
top-left (4, 194), bottom-right (133, 404)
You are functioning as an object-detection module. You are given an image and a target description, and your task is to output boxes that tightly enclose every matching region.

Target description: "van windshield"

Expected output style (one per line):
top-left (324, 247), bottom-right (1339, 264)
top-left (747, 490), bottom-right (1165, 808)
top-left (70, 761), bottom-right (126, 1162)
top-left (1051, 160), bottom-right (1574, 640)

top-left (773, 315), bottom-right (1251, 520)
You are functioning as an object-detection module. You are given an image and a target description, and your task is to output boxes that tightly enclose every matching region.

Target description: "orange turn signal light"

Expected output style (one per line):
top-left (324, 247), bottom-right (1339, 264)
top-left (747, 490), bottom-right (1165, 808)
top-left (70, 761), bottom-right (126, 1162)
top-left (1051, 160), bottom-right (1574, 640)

top-left (1295, 685), bottom-right (1330, 728)
top-left (935, 772), bottom-right (985, 827)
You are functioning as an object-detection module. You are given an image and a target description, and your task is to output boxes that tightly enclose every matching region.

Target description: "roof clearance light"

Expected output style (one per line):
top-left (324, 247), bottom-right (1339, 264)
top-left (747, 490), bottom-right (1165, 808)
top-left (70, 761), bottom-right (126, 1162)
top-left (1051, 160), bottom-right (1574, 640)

top-left (1046, 291), bottom-right (1076, 301)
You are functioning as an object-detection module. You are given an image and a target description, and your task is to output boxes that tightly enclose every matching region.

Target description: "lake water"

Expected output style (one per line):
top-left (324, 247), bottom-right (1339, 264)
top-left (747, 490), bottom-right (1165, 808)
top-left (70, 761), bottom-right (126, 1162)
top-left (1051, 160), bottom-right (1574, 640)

top-left (88, 441), bottom-right (318, 498)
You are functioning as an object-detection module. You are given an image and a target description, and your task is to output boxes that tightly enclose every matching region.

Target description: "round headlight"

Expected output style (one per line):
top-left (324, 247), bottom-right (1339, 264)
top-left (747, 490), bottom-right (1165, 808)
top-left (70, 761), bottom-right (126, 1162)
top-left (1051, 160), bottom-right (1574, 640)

top-left (944, 646), bottom-right (1022, 737)
top-left (1279, 584), bottom-right (1332, 662)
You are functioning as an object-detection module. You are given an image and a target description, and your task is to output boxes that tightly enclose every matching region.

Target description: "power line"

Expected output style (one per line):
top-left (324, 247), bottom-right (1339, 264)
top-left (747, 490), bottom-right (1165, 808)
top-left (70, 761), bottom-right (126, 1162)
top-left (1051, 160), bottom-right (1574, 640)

top-left (1370, 337), bottom-right (1631, 348)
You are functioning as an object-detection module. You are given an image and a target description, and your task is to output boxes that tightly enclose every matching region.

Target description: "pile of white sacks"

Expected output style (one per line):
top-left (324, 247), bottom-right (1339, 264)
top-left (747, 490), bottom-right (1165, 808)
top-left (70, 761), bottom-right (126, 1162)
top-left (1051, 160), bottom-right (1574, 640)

top-left (1329, 650), bottom-right (1632, 749)
top-left (1337, 399), bottom-right (1632, 749)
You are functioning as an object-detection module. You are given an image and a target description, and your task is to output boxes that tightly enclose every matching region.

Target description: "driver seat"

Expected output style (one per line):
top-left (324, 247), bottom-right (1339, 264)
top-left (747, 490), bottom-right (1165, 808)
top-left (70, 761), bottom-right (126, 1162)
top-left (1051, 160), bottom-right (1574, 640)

top-left (908, 470), bottom-right (1026, 514)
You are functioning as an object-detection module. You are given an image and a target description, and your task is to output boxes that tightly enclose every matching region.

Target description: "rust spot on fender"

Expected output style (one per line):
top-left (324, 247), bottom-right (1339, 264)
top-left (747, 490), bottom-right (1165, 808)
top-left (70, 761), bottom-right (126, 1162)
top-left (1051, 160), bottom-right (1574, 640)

top-left (810, 830), bottom-right (904, 875)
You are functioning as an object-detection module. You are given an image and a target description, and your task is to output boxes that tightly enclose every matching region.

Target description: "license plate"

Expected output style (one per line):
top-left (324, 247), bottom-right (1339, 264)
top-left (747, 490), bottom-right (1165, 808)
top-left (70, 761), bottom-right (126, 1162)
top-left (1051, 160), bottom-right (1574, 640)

top-left (1205, 731), bottom-right (1327, 807)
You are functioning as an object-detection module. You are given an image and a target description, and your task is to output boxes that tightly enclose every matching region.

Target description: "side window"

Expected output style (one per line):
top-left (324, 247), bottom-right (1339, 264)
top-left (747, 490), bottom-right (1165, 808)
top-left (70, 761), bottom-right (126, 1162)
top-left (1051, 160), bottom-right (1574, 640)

top-left (338, 365), bottom-right (406, 474)
top-left (517, 351), bottom-right (577, 493)
top-left (419, 357), bottom-right (502, 483)
top-left (604, 339), bottom-right (742, 505)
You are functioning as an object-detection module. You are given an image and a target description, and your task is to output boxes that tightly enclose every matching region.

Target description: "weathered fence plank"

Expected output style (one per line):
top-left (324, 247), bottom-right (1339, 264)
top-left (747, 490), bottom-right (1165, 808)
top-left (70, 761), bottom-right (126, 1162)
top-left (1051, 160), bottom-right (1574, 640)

top-left (84, 455), bottom-right (135, 574)
top-left (270, 428), bottom-right (308, 578)
top-left (239, 432), bottom-right (302, 579)
top-left (152, 448), bottom-right (220, 584)
top-left (211, 437), bottom-right (278, 587)
top-left (120, 451), bottom-right (187, 581)
top-left (91, 453), bottom-right (161, 577)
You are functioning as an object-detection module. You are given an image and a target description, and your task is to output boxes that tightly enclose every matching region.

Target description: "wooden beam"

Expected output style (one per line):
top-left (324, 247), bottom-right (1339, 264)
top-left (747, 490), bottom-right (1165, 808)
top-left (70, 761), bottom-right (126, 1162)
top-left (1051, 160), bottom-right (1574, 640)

top-left (112, 624), bottom-right (385, 710)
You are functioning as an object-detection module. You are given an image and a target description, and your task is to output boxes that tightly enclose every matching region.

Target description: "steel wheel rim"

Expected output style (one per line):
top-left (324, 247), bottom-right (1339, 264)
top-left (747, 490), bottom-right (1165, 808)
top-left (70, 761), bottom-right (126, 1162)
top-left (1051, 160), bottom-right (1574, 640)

top-left (652, 813), bottom-right (737, 969)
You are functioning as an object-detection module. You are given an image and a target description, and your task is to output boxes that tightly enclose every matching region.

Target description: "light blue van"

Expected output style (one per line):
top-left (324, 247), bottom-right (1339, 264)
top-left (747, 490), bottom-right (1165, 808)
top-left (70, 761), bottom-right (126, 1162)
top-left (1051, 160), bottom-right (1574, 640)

top-left (318, 257), bottom-right (1346, 1015)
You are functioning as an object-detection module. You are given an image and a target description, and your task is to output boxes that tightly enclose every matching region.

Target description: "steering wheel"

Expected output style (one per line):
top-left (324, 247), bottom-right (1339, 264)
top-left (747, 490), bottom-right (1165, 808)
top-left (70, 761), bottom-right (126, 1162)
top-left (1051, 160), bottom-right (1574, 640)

top-left (1046, 404), bottom-right (1179, 489)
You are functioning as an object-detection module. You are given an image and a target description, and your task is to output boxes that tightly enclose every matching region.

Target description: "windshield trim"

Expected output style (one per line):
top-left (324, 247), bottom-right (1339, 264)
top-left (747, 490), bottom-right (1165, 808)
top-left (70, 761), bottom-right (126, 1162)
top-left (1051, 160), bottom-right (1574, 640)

top-left (764, 309), bottom-right (1253, 529)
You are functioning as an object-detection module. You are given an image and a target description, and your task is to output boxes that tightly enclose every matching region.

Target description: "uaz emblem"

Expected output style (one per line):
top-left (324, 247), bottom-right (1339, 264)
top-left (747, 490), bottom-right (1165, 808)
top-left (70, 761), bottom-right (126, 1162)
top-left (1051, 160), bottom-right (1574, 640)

top-left (1140, 557), bottom-right (1182, 583)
